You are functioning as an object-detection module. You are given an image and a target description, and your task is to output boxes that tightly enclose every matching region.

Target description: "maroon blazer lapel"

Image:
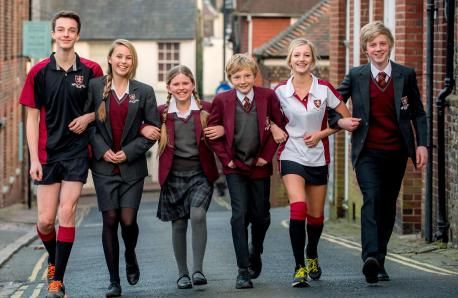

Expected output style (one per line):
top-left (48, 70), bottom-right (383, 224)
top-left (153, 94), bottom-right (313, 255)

top-left (166, 113), bottom-right (175, 148)
top-left (225, 90), bottom-right (237, 150)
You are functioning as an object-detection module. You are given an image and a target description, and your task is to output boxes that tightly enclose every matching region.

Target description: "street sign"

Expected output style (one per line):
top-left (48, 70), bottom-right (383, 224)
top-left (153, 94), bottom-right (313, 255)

top-left (215, 81), bottom-right (232, 94)
top-left (23, 21), bottom-right (51, 58)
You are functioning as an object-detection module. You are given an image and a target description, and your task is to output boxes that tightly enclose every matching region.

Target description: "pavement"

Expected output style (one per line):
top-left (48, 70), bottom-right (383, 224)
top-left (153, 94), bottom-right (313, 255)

top-left (1, 186), bottom-right (458, 276)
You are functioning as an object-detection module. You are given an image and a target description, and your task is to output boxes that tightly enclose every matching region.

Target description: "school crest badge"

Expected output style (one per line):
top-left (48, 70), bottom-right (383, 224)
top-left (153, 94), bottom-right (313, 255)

top-left (129, 94), bottom-right (139, 103)
top-left (264, 116), bottom-right (271, 131)
top-left (72, 75), bottom-right (86, 88)
top-left (313, 99), bottom-right (322, 109)
top-left (401, 96), bottom-right (409, 110)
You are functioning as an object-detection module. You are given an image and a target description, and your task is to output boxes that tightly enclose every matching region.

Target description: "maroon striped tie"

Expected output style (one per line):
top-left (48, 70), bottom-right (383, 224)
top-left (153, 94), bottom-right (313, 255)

top-left (377, 72), bottom-right (387, 88)
top-left (243, 97), bottom-right (251, 111)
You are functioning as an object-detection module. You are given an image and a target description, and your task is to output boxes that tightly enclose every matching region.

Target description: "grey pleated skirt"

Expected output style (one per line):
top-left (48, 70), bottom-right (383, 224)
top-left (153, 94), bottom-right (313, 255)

top-left (157, 169), bottom-right (213, 221)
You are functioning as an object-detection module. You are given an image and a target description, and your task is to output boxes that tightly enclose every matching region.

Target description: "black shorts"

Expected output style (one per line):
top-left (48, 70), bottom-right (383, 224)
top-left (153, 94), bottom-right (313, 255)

top-left (36, 158), bottom-right (89, 185)
top-left (280, 160), bottom-right (328, 185)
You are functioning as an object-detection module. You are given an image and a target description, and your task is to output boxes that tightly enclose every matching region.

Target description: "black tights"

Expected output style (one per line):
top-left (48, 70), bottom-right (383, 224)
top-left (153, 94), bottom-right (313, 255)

top-left (102, 208), bottom-right (139, 283)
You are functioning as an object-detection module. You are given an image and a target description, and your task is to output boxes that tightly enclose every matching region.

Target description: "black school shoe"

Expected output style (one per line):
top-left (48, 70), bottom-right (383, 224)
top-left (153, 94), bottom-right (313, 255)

top-left (192, 271), bottom-right (208, 285)
top-left (362, 257), bottom-right (380, 284)
top-left (105, 282), bottom-right (122, 297)
top-left (248, 253), bottom-right (262, 279)
top-left (377, 266), bottom-right (390, 281)
top-left (236, 268), bottom-right (253, 289)
top-left (177, 274), bottom-right (192, 289)
top-left (125, 251), bottom-right (140, 285)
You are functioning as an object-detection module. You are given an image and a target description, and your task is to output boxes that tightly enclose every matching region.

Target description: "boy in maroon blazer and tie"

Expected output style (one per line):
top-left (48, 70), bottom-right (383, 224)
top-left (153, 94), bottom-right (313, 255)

top-left (208, 54), bottom-right (286, 289)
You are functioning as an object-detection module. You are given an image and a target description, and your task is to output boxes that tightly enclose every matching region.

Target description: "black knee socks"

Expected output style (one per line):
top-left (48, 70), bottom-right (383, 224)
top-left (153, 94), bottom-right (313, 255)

top-left (306, 223), bottom-right (324, 259)
top-left (289, 220), bottom-right (306, 267)
top-left (37, 226), bottom-right (56, 265)
top-left (54, 226), bottom-right (75, 282)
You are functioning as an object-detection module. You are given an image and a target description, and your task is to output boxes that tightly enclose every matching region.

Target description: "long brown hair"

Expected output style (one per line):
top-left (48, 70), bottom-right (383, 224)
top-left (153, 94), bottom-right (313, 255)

top-left (97, 39), bottom-right (138, 122)
top-left (157, 65), bottom-right (209, 157)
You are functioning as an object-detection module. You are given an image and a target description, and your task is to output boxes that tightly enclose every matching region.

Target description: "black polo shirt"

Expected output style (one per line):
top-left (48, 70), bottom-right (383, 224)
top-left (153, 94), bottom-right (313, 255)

top-left (19, 53), bottom-right (103, 164)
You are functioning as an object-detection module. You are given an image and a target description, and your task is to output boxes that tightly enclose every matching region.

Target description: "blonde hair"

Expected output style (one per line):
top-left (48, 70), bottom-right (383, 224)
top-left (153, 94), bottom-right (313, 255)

top-left (225, 53), bottom-right (258, 80)
top-left (360, 21), bottom-right (394, 53)
top-left (286, 38), bottom-right (318, 72)
top-left (97, 39), bottom-right (138, 122)
top-left (157, 65), bottom-right (209, 157)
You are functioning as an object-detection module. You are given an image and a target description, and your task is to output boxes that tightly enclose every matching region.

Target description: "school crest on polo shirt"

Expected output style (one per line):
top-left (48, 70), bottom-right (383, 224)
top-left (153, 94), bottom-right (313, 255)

top-left (313, 99), bottom-right (322, 109)
top-left (72, 75), bottom-right (86, 89)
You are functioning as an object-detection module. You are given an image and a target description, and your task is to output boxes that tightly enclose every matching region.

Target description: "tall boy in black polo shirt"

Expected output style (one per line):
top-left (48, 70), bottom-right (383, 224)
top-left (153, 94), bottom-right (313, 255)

top-left (19, 11), bottom-right (103, 298)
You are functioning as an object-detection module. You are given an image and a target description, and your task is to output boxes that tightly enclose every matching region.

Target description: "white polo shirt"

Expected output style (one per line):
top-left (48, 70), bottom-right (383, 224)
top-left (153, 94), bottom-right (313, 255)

top-left (275, 75), bottom-right (342, 166)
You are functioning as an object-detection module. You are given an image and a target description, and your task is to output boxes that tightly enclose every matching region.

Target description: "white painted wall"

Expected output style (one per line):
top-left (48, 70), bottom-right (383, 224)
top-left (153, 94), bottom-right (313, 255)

top-left (203, 12), bottom-right (233, 97)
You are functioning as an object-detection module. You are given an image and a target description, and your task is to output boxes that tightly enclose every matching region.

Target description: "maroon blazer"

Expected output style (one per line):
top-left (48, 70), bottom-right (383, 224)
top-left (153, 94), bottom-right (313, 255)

top-left (158, 101), bottom-right (219, 186)
top-left (208, 86), bottom-right (284, 179)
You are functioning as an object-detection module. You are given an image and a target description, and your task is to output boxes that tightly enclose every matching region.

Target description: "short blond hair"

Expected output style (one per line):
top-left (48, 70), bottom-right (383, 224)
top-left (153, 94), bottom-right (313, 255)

top-left (286, 38), bottom-right (318, 71)
top-left (360, 21), bottom-right (394, 53)
top-left (225, 53), bottom-right (258, 80)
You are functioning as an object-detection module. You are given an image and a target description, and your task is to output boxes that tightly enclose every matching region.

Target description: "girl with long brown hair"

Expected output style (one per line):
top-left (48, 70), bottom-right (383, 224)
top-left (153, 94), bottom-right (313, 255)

top-left (89, 39), bottom-right (160, 297)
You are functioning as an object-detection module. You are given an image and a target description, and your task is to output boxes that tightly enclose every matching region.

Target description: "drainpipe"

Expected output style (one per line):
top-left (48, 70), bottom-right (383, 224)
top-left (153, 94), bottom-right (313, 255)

top-left (434, 0), bottom-right (455, 244)
top-left (424, 0), bottom-right (435, 243)
top-left (27, 0), bottom-right (33, 209)
top-left (247, 14), bottom-right (253, 55)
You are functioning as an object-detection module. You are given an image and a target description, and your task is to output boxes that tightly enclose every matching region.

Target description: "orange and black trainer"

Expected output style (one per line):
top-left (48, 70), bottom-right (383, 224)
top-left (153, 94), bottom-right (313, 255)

top-left (47, 280), bottom-right (65, 298)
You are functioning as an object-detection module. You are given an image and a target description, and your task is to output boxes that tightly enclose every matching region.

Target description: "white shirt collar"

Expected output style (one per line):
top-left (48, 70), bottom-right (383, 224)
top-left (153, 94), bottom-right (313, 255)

top-left (236, 89), bottom-right (254, 103)
top-left (285, 74), bottom-right (319, 98)
top-left (371, 61), bottom-right (392, 80)
top-left (168, 96), bottom-right (200, 119)
top-left (111, 81), bottom-right (130, 99)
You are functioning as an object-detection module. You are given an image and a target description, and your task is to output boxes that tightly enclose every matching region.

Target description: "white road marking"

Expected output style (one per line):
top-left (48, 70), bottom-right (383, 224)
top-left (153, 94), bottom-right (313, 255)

top-left (28, 252), bottom-right (47, 282)
top-left (11, 285), bottom-right (28, 298)
top-left (281, 219), bottom-right (458, 276)
top-left (30, 283), bottom-right (44, 298)
top-left (214, 195), bottom-right (231, 210)
top-left (24, 206), bottom-right (91, 296)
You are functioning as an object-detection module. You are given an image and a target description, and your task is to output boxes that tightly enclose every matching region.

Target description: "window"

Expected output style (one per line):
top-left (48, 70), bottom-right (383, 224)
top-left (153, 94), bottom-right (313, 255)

top-left (158, 42), bottom-right (180, 82)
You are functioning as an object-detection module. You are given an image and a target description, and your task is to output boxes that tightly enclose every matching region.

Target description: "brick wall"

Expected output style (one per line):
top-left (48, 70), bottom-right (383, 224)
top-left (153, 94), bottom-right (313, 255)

top-left (329, 0), bottom-right (347, 219)
top-left (0, 0), bottom-right (30, 208)
top-left (251, 18), bottom-right (290, 50)
top-left (393, 0), bottom-right (424, 234)
top-left (329, 0), bottom-right (428, 234)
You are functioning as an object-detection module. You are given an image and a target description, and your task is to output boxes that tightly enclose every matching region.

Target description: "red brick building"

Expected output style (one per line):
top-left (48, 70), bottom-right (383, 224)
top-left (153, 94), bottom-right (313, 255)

top-left (229, 0), bottom-right (321, 84)
top-left (0, 1), bottom-right (30, 208)
top-left (253, 0), bottom-right (331, 87)
top-left (329, 0), bottom-right (457, 245)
